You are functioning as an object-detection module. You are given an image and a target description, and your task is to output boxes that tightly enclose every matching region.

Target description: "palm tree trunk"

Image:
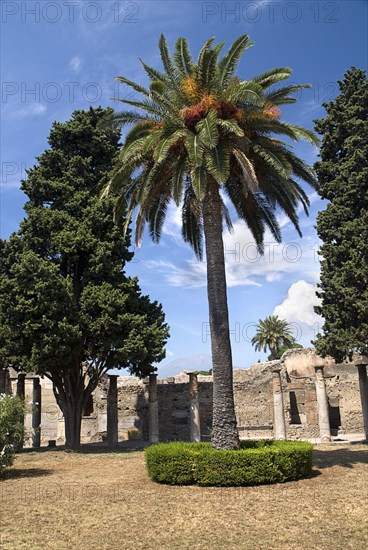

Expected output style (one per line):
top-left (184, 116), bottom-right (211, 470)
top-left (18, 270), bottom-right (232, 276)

top-left (202, 177), bottom-right (240, 450)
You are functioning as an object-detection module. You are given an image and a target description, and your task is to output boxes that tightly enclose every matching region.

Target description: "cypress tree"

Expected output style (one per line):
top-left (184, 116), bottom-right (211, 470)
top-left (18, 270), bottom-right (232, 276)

top-left (313, 68), bottom-right (368, 361)
top-left (0, 107), bottom-right (169, 449)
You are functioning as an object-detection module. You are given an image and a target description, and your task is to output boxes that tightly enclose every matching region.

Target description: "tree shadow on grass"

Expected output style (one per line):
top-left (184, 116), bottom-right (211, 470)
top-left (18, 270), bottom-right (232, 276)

top-left (66, 440), bottom-right (149, 454)
top-left (1, 467), bottom-right (53, 480)
top-left (313, 446), bottom-right (368, 469)
top-left (20, 440), bottom-right (149, 456)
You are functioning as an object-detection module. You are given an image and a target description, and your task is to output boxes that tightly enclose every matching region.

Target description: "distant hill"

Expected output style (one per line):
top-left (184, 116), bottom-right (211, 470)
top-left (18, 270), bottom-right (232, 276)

top-left (157, 353), bottom-right (212, 377)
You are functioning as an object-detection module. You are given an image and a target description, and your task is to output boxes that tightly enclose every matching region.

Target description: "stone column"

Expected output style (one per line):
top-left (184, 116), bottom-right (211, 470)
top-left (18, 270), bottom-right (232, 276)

top-left (272, 369), bottom-right (286, 440)
top-left (148, 373), bottom-right (159, 443)
top-left (314, 365), bottom-right (331, 442)
top-left (189, 373), bottom-right (201, 442)
top-left (16, 373), bottom-right (26, 451)
top-left (107, 375), bottom-right (118, 447)
top-left (16, 373), bottom-right (26, 398)
top-left (32, 378), bottom-right (41, 449)
top-left (0, 369), bottom-right (10, 394)
top-left (356, 360), bottom-right (368, 441)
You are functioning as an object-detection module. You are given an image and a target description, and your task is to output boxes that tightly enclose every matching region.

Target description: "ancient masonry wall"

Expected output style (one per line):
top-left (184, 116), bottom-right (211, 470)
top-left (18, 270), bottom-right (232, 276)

top-left (5, 349), bottom-right (365, 445)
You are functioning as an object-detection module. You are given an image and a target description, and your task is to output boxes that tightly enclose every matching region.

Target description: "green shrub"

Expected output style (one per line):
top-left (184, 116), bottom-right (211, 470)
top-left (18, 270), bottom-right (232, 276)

top-left (145, 440), bottom-right (312, 486)
top-left (145, 441), bottom-right (205, 484)
top-left (0, 395), bottom-right (25, 473)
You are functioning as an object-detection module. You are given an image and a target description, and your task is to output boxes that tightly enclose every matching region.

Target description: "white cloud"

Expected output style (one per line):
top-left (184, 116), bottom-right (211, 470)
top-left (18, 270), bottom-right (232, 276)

top-left (273, 280), bottom-right (322, 325)
top-left (162, 202), bottom-right (182, 240)
top-left (147, 218), bottom-right (320, 289)
top-left (10, 103), bottom-right (46, 118)
top-left (221, 216), bottom-right (320, 287)
top-left (149, 190), bottom-right (321, 289)
top-left (69, 56), bottom-right (81, 73)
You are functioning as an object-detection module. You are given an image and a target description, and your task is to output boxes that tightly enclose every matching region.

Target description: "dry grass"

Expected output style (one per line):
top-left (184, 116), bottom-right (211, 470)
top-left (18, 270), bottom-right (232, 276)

top-left (1, 444), bottom-right (367, 550)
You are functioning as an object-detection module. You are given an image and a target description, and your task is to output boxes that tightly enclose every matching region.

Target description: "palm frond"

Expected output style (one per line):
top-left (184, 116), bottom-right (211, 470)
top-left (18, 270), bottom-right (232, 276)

top-left (159, 34), bottom-right (177, 80)
top-left (197, 110), bottom-right (219, 149)
top-left (218, 35), bottom-right (254, 87)
top-left (190, 165), bottom-right (206, 199)
top-left (216, 118), bottom-right (244, 137)
top-left (112, 110), bottom-right (156, 126)
top-left (224, 177), bottom-right (266, 253)
top-left (172, 156), bottom-right (187, 205)
top-left (139, 59), bottom-right (167, 82)
top-left (153, 130), bottom-right (186, 164)
top-left (115, 98), bottom-right (165, 118)
top-left (288, 124), bottom-right (320, 147)
top-left (148, 193), bottom-right (171, 243)
top-left (197, 42), bottom-right (224, 89)
top-left (233, 149), bottom-right (259, 193)
top-left (185, 133), bottom-right (204, 167)
top-left (205, 142), bottom-right (230, 184)
top-left (221, 198), bottom-right (233, 234)
top-left (228, 81), bottom-right (264, 106)
top-left (256, 196), bottom-right (281, 242)
top-left (115, 76), bottom-right (150, 97)
top-left (264, 84), bottom-right (310, 105)
top-left (252, 144), bottom-right (291, 179)
top-left (252, 67), bottom-right (292, 89)
top-left (174, 37), bottom-right (193, 77)
top-left (124, 121), bottom-right (155, 146)
top-left (182, 184), bottom-right (203, 260)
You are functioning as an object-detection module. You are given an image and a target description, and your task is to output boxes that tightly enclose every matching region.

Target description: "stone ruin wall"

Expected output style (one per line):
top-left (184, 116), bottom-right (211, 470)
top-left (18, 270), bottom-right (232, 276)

top-left (4, 348), bottom-right (365, 445)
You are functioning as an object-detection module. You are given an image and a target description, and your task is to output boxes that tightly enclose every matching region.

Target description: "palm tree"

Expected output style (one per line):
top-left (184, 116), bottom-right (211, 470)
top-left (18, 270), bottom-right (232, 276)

top-left (103, 35), bottom-right (318, 449)
top-left (252, 315), bottom-right (295, 360)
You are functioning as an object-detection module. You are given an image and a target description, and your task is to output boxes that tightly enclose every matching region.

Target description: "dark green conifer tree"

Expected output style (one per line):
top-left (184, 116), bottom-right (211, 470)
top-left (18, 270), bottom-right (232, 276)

top-left (313, 68), bottom-right (368, 361)
top-left (0, 107), bottom-right (169, 449)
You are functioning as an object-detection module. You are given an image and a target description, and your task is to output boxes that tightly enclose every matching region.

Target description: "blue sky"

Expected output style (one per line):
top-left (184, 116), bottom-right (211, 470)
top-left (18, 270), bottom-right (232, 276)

top-left (1, 1), bottom-right (367, 375)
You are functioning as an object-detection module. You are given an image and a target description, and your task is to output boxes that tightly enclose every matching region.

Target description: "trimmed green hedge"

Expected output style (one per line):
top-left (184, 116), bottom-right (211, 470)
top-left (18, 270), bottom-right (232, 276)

top-left (145, 440), bottom-right (313, 486)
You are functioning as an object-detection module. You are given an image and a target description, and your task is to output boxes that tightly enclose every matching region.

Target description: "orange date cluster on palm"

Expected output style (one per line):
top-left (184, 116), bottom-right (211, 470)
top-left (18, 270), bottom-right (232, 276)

top-left (181, 98), bottom-right (243, 130)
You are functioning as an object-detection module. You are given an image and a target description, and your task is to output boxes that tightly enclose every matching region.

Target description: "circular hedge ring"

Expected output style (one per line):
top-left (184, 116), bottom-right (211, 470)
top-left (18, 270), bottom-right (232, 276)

top-left (145, 440), bottom-right (313, 486)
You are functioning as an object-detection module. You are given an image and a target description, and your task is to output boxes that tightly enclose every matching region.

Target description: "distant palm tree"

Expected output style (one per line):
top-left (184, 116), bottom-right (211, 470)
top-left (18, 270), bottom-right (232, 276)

top-left (252, 315), bottom-right (295, 360)
top-left (103, 35), bottom-right (318, 449)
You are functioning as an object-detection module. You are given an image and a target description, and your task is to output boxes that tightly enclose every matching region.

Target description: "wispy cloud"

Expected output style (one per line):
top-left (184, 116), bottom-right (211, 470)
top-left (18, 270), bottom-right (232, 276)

top-left (69, 56), bottom-right (82, 73)
top-left (152, 188), bottom-right (321, 289)
top-left (8, 103), bottom-right (47, 119)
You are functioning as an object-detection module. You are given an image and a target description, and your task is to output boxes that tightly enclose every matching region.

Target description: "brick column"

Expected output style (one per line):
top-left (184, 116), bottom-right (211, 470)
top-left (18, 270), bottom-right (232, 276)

top-left (356, 362), bottom-right (368, 441)
top-left (148, 373), bottom-right (159, 443)
top-left (189, 373), bottom-right (201, 442)
top-left (272, 369), bottom-right (286, 440)
top-left (16, 373), bottom-right (26, 451)
top-left (32, 378), bottom-right (41, 448)
top-left (107, 375), bottom-right (118, 447)
top-left (314, 365), bottom-right (331, 442)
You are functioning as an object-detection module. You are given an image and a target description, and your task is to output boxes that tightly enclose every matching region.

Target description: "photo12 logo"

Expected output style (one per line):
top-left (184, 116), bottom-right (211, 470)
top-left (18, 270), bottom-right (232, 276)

top-left (201, 320), bottom-right (321, 344)
top-left (1, 162), bottom-right (27, 186)
top-left (202, 2), bottom-right (339, 24)
top-left (223, 241), bottom-right (320, 265)
top-left (1, 81), bottom-right (137, 106)
top-left (1, 2), bottom-right (139, 24)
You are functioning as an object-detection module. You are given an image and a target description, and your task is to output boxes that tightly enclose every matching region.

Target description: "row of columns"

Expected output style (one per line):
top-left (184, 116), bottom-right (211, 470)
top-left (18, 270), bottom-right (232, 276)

top-left (272, 367), bottom-right (332, 442)
top-left (105, 372), bottom-right (202, 447)
top-left (5, 361), bottom-right (368, 448)
top-left (272, 362), bottom-right (368, 442)
top-left (145, 373), bottom-right (201, 444)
